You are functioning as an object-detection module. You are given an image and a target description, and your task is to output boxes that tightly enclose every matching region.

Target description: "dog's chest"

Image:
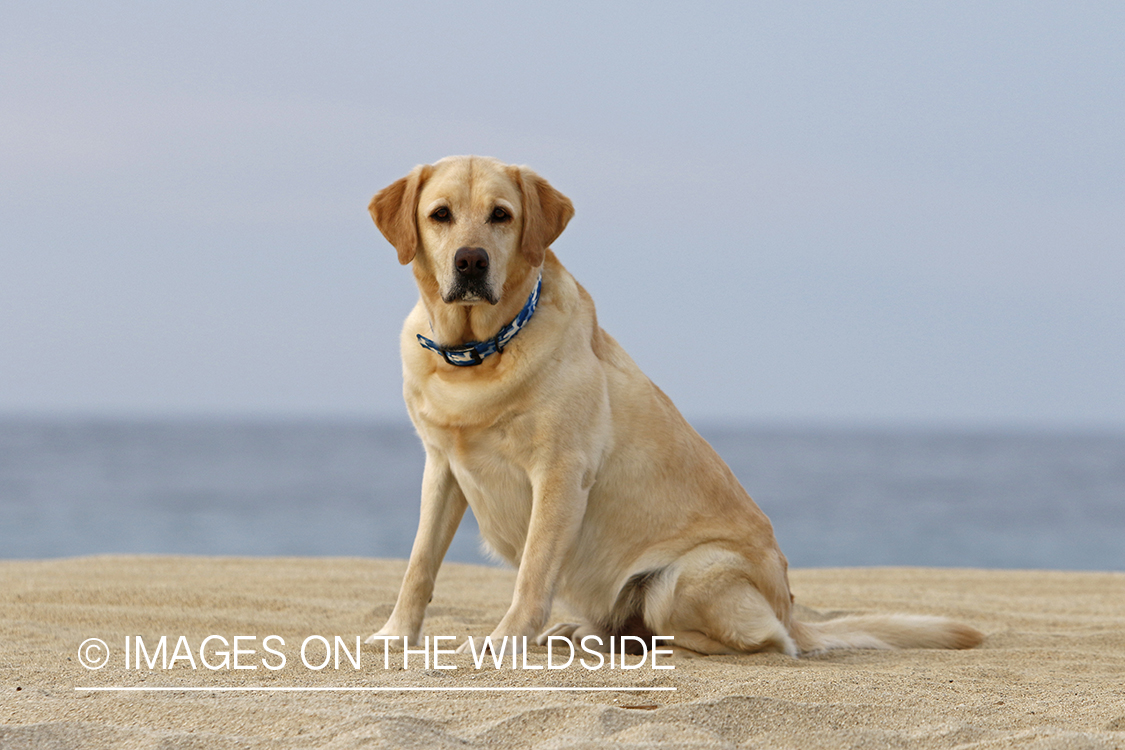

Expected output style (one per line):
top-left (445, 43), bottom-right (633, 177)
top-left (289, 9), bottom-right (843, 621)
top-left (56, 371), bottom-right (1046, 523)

top-left (427, 423), bottom-right (535, 565)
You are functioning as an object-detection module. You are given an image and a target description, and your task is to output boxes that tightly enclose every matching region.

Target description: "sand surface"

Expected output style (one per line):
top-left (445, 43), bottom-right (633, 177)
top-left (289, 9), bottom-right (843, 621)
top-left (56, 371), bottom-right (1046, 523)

top-left (2, 556), bottom-right (1124, 749)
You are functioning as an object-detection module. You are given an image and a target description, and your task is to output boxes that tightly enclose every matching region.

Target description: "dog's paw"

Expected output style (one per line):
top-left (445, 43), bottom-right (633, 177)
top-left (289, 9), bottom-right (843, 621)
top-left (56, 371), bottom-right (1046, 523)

top-left (364, 624), bottom-right (420, 647)
top-left (535, 622), bottom-right (613, 651)
top-left (455, 637), bottom-right (521, 656)
top-left (454, 637), bottom-right (523, 656)
top-left (364, 633), bottom-right (399, 646)
top-left (456, 632), bottom-right (533, 656)
top-left (536, 622), bottom-right (581, 646)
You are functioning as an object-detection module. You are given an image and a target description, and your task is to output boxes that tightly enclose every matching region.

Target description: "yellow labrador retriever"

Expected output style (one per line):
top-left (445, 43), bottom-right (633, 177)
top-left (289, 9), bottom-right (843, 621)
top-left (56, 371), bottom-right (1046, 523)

top-left (366, 155), bottom-right (983, 656)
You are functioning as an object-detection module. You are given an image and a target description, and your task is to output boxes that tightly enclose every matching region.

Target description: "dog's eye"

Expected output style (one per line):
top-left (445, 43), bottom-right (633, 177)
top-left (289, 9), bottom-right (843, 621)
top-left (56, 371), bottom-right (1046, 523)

top-left (430, 207), bottom-right (451, 223)
top-left (490, 207), bottom-right (511, 223)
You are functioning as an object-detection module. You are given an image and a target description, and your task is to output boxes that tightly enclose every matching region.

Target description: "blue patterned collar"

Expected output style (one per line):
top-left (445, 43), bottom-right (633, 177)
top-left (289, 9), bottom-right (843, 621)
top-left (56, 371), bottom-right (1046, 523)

top-left (417, 273), bottom-right (542, 366)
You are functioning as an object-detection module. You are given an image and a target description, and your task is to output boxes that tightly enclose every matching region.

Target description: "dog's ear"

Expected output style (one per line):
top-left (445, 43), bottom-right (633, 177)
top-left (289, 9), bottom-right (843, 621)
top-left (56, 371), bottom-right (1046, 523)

top-left (512, 166), bottom-right (574, 267)
top-left (369, 164), bottom-right (432, 265)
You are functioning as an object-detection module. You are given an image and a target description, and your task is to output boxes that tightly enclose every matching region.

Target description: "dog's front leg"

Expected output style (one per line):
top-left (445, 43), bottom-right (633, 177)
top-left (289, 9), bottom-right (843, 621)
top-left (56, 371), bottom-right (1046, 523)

top-left (459, 470), bottom-right (588, 654)
top-left (367, 453), bottom-right (466, 646)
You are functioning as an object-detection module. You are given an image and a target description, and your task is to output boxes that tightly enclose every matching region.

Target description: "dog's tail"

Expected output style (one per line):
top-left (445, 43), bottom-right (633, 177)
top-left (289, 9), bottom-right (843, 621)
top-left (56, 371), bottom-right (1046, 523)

top-left (790, 614), bottom-right (984, 654)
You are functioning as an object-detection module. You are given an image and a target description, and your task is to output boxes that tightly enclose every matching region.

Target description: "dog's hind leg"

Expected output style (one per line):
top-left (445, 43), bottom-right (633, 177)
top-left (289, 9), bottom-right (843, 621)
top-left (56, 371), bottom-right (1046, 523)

top-left (643, 546), bottom-right (798, 657)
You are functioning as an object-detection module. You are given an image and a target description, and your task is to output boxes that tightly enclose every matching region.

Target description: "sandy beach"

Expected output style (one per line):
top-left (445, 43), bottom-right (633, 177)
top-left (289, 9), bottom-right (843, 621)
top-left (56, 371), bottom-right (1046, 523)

top-left (2, 556), bottom-right (1123, 749)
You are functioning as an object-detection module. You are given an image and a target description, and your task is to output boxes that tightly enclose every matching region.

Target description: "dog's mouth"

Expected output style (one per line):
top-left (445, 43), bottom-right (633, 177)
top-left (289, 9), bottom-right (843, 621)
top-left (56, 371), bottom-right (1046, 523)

top-left (443, 277), bottom-right (499, 305)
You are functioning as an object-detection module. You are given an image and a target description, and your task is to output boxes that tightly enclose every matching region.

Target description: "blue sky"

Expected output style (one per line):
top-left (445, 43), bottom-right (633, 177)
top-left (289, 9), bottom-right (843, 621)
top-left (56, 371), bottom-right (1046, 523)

top-left (2, 2), bottom-right (1122, 428)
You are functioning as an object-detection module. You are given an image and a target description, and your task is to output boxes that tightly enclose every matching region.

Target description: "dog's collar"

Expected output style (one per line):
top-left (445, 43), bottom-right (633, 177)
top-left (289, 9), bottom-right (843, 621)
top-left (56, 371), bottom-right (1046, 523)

top-left (417, 272), bottom-right (542, 367)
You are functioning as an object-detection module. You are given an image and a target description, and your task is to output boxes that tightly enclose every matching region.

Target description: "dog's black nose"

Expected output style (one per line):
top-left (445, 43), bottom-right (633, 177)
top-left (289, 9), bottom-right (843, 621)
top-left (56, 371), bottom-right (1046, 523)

top-left (454, 247), bottom-right (489, 278)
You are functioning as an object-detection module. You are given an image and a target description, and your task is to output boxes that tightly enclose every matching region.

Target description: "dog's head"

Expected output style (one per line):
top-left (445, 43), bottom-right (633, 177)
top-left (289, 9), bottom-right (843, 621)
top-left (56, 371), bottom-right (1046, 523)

top-left (369, 156), bottom-right (573, 306)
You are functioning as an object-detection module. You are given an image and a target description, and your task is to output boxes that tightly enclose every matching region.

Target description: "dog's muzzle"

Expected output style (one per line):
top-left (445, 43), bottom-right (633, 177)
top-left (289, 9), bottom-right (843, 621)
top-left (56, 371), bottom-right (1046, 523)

top-left (444, 246), bottom-right (498, 304)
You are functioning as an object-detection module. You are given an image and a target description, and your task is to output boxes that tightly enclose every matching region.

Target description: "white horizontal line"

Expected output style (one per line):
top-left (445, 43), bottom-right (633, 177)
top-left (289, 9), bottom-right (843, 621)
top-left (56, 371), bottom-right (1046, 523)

top-left (75, 686), bottom-right (675, 693)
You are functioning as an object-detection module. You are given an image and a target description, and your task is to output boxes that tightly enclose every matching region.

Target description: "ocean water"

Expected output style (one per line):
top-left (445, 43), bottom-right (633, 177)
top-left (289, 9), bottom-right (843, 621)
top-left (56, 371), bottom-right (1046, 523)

top-left (1, 418), bottom-right (1122, 571)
